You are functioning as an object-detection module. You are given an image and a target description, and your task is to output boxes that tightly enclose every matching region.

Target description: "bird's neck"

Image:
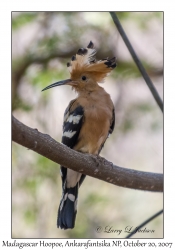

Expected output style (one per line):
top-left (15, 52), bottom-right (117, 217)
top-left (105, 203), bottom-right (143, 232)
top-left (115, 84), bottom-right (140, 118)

top-left (76, 85), bottom-right (106, 98)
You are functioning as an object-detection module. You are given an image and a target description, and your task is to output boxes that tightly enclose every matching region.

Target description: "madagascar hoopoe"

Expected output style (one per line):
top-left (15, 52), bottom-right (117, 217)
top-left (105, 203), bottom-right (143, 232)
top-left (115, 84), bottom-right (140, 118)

top-left (42, 41), bottom-right (116, 229)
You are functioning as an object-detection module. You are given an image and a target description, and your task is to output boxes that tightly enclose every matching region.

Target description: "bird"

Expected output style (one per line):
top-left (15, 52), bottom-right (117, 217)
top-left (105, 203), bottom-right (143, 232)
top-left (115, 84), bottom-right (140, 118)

top-left (42, 41), bottom-right (116, 229)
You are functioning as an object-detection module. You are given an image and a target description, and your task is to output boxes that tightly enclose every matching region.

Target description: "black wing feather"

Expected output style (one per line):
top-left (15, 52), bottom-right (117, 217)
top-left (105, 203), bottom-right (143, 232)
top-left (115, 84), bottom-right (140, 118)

top-left (109, 108), bottom-right (115, 134)
top-left (62, 105), bottom-right (84, 148)
top-left (60, 104), bottom-right (84, 184)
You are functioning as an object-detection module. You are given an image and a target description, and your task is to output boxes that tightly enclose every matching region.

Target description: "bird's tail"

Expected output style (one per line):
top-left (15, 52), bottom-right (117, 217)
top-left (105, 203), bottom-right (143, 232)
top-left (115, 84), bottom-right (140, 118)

top-left (57, 183), bottom-right (79, 229)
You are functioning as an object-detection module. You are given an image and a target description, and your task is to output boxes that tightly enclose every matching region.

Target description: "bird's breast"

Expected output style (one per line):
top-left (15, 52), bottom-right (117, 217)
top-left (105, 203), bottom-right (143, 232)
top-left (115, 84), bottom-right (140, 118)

top-left (74, 103), bottom-right (112, 154)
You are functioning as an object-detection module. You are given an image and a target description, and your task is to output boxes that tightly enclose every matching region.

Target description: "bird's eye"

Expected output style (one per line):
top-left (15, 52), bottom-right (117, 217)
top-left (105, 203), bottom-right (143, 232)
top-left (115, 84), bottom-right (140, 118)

top-left (82, 76), bottom-right (87, 81)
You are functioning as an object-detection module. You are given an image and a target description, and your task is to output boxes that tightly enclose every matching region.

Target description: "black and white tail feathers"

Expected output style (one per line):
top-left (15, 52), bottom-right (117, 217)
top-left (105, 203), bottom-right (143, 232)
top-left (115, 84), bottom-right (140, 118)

top-left (57, 181), bottom-right (78, 229)
top-left (57, 171), bottom-right (86, 229)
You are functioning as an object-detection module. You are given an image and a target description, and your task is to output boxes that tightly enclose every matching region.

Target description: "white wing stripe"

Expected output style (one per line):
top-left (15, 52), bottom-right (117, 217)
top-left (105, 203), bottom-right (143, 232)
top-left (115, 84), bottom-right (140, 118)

top-left (67, 114), bottom-right (83, 124)
top-left (63, 130), bottom-right (76, 138)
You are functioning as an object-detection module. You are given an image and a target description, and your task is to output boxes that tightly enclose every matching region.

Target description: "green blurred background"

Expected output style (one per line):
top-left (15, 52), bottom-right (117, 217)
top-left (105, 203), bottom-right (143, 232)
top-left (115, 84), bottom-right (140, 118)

top-left (12, 12), bottom-right (163, 238)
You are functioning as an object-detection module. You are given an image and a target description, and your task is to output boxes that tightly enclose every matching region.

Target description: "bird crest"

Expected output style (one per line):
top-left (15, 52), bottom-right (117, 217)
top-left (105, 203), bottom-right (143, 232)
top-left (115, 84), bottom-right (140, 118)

top-left (67, 41), bottom-right (116, 83)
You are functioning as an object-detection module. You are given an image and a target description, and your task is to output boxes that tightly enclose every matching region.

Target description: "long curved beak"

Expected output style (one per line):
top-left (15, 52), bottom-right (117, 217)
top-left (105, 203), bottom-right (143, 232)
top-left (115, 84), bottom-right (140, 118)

top-left (42, 79), bottom-right (73, 91)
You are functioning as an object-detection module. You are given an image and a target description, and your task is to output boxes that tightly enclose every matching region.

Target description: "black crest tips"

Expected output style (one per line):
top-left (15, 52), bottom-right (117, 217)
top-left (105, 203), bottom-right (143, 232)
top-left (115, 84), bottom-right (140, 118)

top-left (109, 57), bottom-right (116, 63)
top-left (111, 63), bottom-right (117, 69)
top-left (67, 62), bottom-right (71, 67)
top-left (104, 57), bottom-right (117, 69)
top-left (87, 41), bottom-right (94, 49)
top-left (77, 48), bottom-right (88, 55)
top-left (71, 55), bottom-right (76, 61)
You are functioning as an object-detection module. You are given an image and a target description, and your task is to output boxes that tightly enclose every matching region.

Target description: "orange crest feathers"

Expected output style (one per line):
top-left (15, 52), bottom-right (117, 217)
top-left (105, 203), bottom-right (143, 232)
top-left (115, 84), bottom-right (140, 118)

top-left (67, 41), bottom-right (116, 83)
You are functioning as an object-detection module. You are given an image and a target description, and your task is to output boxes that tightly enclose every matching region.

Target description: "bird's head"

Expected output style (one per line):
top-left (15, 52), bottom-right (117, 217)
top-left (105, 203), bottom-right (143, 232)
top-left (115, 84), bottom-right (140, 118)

top-left (42, 41), bottom-right (116, 94)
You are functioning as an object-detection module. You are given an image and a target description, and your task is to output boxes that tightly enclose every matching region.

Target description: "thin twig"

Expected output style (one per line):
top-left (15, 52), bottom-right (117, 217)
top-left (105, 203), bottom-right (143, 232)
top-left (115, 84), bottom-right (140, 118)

top-left (110, 12), bottom-right (163, 113)
top-left (125, 209), bottom-right (163, 238)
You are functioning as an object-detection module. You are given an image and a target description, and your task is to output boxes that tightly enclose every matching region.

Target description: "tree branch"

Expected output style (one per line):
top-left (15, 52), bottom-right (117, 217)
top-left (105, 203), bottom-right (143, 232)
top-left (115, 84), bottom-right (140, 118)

top-left (12, 115), bottom-right (163, 192)
top-left (110, 12), bottom-right (163, 113)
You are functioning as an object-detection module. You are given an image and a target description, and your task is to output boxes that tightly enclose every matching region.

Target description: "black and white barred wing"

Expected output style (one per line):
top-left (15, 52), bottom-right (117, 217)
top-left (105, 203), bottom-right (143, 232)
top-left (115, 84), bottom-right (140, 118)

top-left (60, 103), bottom-right (84, 186)
top-left (62, 104), bottom-right (84, 148)
top-left (57, 102), bottom-right (84, 229)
